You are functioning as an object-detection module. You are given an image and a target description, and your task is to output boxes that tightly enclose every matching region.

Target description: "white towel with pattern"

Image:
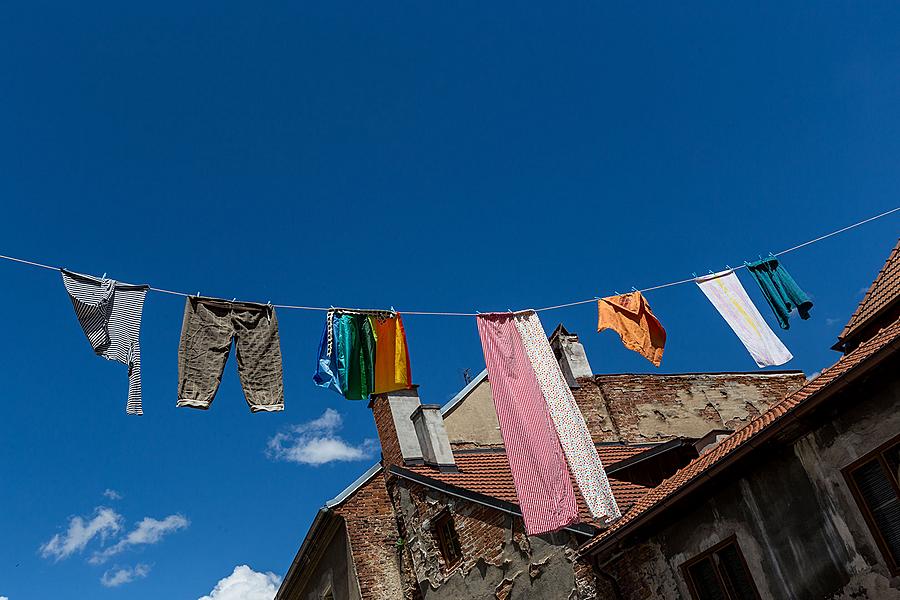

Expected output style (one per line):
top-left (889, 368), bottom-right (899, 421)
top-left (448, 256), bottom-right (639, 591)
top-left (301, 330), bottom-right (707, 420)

top-left (695, 270), bottom-right (792, 368)
top-left (514, 310), bottom-right (621, 522)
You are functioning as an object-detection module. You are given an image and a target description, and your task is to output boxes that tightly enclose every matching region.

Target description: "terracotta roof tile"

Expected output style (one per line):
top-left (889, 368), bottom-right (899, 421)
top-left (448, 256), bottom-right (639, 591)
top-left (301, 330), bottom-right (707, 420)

top-left (405, 444), bottom-right (655, 525)
top-left (579, 315), bottom-right (900, 556)
top-left (839, 238), bottom-right (900, 343)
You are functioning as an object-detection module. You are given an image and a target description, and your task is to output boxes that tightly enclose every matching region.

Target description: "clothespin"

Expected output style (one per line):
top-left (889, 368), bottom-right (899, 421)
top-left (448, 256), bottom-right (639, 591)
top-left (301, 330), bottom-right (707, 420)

top-left (692, 272), bottom-right (698, 278)
top-left (232, 298), bottom-right (236, 303)
top-left (614, 290), bottom-right (621, 296)
top-left (196, 291), bottom-right (201, 297)
top-left (102, 272), bottom-right (107, 279)
top-left (630, 286), bottom-right (638, 293)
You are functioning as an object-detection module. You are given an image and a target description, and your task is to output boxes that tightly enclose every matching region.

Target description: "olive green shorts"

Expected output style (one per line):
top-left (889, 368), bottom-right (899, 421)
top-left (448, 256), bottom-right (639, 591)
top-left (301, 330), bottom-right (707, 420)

top-left (176, 297), bottom-right (284, 412)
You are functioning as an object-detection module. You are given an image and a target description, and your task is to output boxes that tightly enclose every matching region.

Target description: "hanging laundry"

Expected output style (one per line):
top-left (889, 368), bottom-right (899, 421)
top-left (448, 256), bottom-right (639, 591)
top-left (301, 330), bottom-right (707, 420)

top-left (177, 297), bottom-right (284, 412)
top-left (337, 313), bottom-right (375, 400)
top-left (372, 313), bottom-right (413, 394)
top-left (746, 256), bottom-right (813, 329)
top-left (359, 315), bottom-right (377, 399)
top-left (315, 310), bottom-right (411, 400)
top-left (313, 311), bottom-right (342, 394)
top-left (514, 311), bottom-right (620, 522)
top-left (61, 269), bottom-right (149, 416)
top-left (695, 270), bottom-right (793, 368)
top-left (476, 312), bottom-right (578, 536)
top-left (597, 291), bottom-right (666, 366)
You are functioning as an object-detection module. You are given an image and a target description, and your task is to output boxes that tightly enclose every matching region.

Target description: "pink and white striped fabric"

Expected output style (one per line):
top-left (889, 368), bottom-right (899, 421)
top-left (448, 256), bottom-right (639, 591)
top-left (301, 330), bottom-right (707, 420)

top-left (514, 311), bottom-right (621, 522)
top-left (476, 313), bottom-right (579, 535)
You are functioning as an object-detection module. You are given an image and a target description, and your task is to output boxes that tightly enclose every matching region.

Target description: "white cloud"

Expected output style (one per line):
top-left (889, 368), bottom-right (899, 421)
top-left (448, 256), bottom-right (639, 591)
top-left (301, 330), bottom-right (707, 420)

top-left (40, 507), bottom-right (123, 561)
top-left (199, 565), bottom-right (281, 600)
top-left (267, 408), bottom-right (376, 466)
top-left (1, 595), bottom-right (9, 600)
top-left (103, 489), bottom-right (123, 501)
top-left (90, 514), bottom-right (189, 564)
top-left (806, 370), bottom-right (821, 381)
top-left (100, 564), bottom-right (151, 587)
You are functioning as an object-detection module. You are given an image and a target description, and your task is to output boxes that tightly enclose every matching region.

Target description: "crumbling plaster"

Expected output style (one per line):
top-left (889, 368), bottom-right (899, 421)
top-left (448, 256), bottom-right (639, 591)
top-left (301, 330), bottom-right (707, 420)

top-left (394, 483), bottom-right (595, 599)
top-left (605, 373), bottom-right (900, 599)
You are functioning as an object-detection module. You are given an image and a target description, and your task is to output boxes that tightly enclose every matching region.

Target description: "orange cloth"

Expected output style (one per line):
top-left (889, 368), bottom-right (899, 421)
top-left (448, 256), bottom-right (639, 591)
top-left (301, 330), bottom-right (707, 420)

top-left (373, 314), bottom-right (413, 394)
top-left (597, 291), bottom-right (666, 366)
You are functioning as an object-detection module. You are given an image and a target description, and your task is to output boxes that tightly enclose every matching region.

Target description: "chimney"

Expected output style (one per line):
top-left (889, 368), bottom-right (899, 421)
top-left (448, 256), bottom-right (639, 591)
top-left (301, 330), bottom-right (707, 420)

top-left (369, 387), bottom-right (456, 472)
top-left (411, 404), bottom-right (457, 472)
top-left (369, 387), bottom-right (425, 466)
top-left (549, 324), bottom-right (593, 388)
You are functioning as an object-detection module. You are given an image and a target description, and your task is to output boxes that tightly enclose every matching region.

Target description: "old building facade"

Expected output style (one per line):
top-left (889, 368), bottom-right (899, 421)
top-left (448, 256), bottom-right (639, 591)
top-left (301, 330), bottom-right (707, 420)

top-left (278, 238), bottom-right (900, 600)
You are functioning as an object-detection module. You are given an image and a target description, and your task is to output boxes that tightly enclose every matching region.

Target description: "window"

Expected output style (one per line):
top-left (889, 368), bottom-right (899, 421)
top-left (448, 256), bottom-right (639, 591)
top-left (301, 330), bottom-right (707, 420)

top-left (432, 511), bottom-right (462, 569)
top-left (843, 434), bottom-right (900, 575)
top-left (680, 537), bottom-right (761, 600)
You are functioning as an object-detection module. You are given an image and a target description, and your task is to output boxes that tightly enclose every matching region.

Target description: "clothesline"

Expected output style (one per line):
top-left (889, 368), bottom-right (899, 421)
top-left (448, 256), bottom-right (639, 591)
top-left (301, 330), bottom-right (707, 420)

top-left (0, 206), bottom-right (897, 316)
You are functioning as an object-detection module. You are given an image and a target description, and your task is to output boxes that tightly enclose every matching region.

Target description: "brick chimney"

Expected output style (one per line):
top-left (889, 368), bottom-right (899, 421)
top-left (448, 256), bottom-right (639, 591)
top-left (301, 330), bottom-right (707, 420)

top-left (369, 387), bottom-right (456, 471)
top-left (549, 324), bottom-right (593, 388)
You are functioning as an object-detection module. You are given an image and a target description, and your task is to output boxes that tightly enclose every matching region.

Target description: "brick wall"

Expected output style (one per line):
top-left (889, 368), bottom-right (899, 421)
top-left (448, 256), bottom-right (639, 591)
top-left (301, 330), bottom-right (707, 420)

top-left (370, 395), bottom-right (403, 466)
top-left (334, 475), bottom-right (404, 600)
top-left (578, 373), bottom-right (807, 443)
top-left (573, 377), bottom-right (621, 443)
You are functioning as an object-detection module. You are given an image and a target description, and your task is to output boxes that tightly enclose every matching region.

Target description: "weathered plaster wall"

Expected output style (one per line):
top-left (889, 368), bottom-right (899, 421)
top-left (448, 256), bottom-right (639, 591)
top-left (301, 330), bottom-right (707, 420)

top-left (593, 373), bottom-right (806, 443)
top-left (294, 522), bottom-right (361, 600)
top-left (394, 481), bottom-right (596, 599)
top-left (604, 372), bottom-right (900, 599)
top-left (443, 373), bottom-right (805, 450)
top-left (443, 379), bottom-right (503, 448)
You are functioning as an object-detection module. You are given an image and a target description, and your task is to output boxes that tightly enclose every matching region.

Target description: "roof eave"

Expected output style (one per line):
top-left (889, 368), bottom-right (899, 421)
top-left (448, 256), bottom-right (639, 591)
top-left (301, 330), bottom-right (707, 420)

top-left (275, 507), bottom-right (338, 599)
top-left (389, 464), bottom-right (600, 537)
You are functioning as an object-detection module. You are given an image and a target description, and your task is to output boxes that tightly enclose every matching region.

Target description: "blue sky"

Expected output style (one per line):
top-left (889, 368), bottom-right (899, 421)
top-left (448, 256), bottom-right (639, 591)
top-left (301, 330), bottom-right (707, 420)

top-left (1, 2), bottom-right (899, 598)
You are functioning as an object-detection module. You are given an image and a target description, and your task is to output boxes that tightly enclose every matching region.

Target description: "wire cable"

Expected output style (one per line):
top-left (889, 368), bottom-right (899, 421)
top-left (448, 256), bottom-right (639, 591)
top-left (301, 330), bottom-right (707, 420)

top-left (0, 207), bottom-right (896, 316)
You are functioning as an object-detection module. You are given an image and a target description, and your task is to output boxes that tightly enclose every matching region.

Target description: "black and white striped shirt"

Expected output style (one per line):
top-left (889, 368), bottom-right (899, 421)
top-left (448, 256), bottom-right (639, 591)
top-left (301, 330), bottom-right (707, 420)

top-left (61, 269), bottom-right (149, 415)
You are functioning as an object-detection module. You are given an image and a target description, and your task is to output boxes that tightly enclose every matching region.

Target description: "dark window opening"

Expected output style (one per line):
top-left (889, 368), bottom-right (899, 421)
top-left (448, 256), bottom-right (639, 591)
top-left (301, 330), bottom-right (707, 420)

top-left (432, 511), bottom-right (462, 570)
top-left (681, 537), bottom-right (761, 600)
top-left (844, 434), bottom-right (900, 575)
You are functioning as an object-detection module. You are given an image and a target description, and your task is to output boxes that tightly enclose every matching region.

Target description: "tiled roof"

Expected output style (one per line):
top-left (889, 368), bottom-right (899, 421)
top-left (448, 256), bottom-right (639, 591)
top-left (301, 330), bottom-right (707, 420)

top-left (579, 315), bottom-right (900, 556)
top-left (405, 444), bottom-right (655, 524)
top-left (839, 238), bottom-right (900, 345)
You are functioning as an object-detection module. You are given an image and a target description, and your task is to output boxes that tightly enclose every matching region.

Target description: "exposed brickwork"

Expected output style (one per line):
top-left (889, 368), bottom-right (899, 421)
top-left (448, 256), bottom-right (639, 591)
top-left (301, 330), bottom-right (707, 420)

top-left (334, 475), bottom-right (404, 600)
top-left (598, 542), bottom-right (676, 600)
top-left (591, 372), bottom-right (807, 443)
top-left (573, 378), bottom-right (620, 443)
top-left (370, 394), bottom-right (403, 467)
top-left (394, 479), bottom-right (597, 598)
top-left (401, 481), bottom-right (507, 579)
